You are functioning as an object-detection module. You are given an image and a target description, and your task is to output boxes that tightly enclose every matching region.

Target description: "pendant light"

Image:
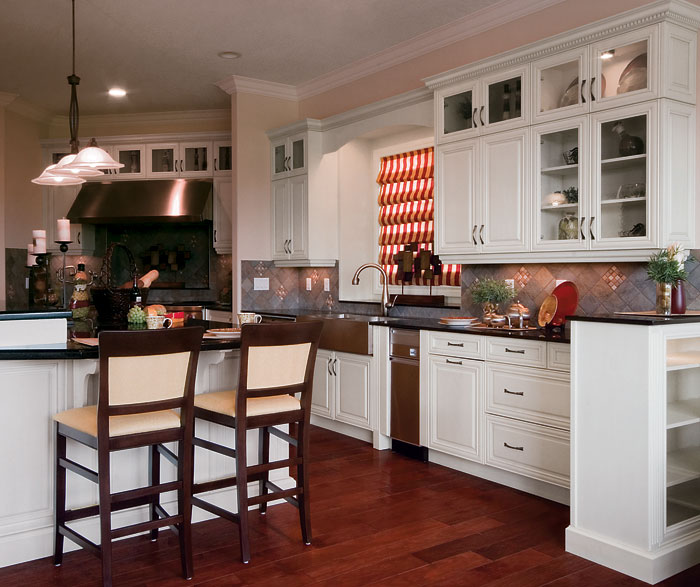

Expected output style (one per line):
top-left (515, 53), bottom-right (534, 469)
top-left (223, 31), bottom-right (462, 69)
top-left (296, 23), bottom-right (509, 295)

top-left (31, 0), bottom-right (122, 186)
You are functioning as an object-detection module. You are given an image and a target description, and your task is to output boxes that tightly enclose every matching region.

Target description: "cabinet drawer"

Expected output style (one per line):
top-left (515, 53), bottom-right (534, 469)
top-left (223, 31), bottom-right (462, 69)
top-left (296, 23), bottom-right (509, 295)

top-left (486, 364), bottom-right (570, 429)
top-left (485, 338), bottom-right (546, 367)
top-left (486, 415), bottom-right (569, 488)
top-left (547, 343), bottom-right (570, 372)
top-left (428, 331), bottom-right (484, 359)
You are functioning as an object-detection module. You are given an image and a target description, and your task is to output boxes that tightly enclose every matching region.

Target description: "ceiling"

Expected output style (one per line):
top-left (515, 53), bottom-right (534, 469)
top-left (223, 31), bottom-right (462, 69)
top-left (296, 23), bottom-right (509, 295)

top-left (0, 0), bottom-right (527, 116)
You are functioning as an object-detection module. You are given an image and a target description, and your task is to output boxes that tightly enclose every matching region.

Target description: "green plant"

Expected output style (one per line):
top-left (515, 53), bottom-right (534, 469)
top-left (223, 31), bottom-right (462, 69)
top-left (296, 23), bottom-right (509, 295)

top-left (470, 278), bottom-right (516, 304)
top-left (646, 243), bottom-right (692, 283)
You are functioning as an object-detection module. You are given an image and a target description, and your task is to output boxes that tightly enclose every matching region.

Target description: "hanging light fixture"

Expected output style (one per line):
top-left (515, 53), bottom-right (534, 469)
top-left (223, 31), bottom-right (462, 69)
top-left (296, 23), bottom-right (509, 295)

top-left (31, 0), bottom-right (122, 186)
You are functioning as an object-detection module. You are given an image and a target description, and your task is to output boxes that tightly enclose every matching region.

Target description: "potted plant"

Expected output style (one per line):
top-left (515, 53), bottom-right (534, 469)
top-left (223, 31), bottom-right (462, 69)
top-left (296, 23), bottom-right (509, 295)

top-left (470, 278), bottom-right (516, 321)
top-left (646, 243), bottom-right (691, 315)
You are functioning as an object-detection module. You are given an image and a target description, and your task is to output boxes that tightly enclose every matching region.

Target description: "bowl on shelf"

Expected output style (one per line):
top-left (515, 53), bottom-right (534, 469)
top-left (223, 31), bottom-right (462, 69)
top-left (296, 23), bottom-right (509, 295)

top-left (616, 183), bottom-right (645, 199)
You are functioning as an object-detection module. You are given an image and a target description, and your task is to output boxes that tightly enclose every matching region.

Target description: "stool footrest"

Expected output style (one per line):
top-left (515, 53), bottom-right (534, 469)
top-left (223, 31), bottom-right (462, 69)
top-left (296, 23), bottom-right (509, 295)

top-left (192, 495), bottom-right (240, 523)
top-left (194, 436), bottom-right (237, 459)
top-left (111, 514), bottom-right (183, 539)
top-left (156, 443), bottom-right (179, 467)
top-left (268, 426), bottom-right (298, 447)
top-left (59, 524), bottom-right (100, 557)
top-left (249, 484), bottom-right (300, 507)
top-left (112, 480), bottom-right (182, 504)
top-left (193, 471), bottom-right (264, 495)
top-left (59, 457), bottom-right (98, 484)
top-left (247, 457), bottom-right (302, 476)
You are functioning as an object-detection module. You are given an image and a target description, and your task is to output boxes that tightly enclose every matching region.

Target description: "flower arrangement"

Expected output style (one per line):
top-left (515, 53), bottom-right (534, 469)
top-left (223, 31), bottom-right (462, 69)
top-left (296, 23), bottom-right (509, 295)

top-left (470, 278), bottom-right (516, 305)
top-left (646, 243), bottom-right (691, 283)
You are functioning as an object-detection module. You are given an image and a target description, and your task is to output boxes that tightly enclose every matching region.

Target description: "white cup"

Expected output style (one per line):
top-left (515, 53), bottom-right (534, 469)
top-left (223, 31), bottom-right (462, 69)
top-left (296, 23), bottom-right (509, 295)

top-left (147, 315), bottom-right (173, 330)
top-left (237, 312), bottom-right (262, 325)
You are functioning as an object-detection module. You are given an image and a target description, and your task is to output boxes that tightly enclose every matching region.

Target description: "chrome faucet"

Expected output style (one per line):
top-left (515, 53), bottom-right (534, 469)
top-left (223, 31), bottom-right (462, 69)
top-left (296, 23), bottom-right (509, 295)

top-left (351, 263), bottom-right (395, 317)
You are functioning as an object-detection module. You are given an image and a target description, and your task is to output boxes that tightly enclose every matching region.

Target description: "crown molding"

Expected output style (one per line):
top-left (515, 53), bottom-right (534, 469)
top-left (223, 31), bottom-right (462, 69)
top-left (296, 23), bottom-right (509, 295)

top-left (295, 0), bottom-right (567, 100)
top-left (0, 92), bottom-right (18, 107)
top-left (216, 75), bottom-right (298, 101)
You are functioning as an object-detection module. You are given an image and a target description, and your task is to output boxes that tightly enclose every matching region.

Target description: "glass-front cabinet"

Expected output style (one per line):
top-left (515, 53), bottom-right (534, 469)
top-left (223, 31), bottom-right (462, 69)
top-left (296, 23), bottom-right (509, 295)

top-left (107, 144), bottom-right (145, 178)
top-left (179, 141), bottom-right (212, 177)
top-left (147, 143), bottom-right (179, 178)
top-left (532, 48), bottom-right (589, 123)
top-left (436, 66), bottom-right (528, 142)
top-left (213, 140), bottom-right (232, 176)
top-left (271, 132), bottom-right (306, 179)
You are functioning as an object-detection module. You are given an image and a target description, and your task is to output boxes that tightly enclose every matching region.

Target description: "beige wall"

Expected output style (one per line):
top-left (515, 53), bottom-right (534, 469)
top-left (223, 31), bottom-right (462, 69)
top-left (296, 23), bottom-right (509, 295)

top-left (0, 107), bottom-right (5, 308)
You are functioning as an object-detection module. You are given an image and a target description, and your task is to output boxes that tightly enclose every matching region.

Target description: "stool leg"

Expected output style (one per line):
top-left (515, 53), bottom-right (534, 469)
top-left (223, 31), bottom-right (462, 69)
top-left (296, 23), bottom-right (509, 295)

top-left (178, 437), bottom-right (194, 580)
top-left (98, 448), bottom-right (113, 587)
top-left (296, 421), bottom-right (312, 546)
top-left (258, 427), bottom-right (270, 515)
top-left (148, 444), bottom-right (160, 541)
top-left (235, 423), bottom-right (251, 563)
top-left (53, 426), bottom-right (66, 566)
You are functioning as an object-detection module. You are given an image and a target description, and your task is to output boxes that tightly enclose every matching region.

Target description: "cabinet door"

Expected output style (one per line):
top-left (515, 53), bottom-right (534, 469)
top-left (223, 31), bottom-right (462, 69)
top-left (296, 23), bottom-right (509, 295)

top-left (428, 354), bottom-right (482, 462)
top-left (480, 65), bottom-right (528, 134)
top-left (532, 117), bottom-right (587, 251)
top-left (436, 80), bottom-right (479, 143)
top-left (287, 132), bottom-right (307, 176)
top-left (311, 349), bottom-right (334, 419)
top-left (334, 352), bottom-right (371, 430)
top-left (288, 175), bottom-right (308, 260)
top-left (179, 141), bottom-right (213, 177)
top-left (436, 140), bottom-right (479, 255)
top-left (591, 102), bottom-right (656, 249)
top-left (213, 177), bottom-right (233, 254)
top-left (271, 179), bottom-right (290, 260)
top-left (480, 128), bottom-right (529, 252)
top-left (532, 47), bottom-right (589, 124)
top-left (589, 26), bottom-right (658, 111)
top-left (213, 141), bottom-right (232, 177)
top-left (44, 185), bottom-right (95, 254)
top-left (146, 143), bottom-right (179, 178)
top-left (270, 137), bottom-right (289, 179)
top-left (109, 144), bottom-right (146, 179)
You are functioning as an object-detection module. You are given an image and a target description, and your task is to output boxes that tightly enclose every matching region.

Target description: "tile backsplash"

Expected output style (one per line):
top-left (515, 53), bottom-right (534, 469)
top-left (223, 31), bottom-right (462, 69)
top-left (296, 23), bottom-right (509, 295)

top-left (242, 257), bottom-right (700, 318)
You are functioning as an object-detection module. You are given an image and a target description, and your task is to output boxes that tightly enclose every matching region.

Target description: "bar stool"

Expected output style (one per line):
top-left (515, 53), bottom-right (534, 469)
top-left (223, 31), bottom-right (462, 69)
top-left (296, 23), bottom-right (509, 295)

top-left (192, 321), bottom-right (323, 563)
top-left (53, 327), bottom-right (203, 587)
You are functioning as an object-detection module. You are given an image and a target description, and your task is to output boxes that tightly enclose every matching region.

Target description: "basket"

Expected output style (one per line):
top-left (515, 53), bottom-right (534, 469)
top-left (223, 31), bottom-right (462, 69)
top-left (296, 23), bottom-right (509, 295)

top-left (91, 243), bottom-right (149, 323)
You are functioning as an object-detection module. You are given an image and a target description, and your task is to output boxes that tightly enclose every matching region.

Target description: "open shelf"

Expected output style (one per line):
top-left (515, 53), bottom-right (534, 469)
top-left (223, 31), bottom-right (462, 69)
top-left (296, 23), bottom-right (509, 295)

top-left (600, 197), bottom-right (646, 206)
top-left (667, 352), bottom-right (700, 371)
top-left (600, 154), bottom-right (647, 170)
top-left (667, 479), bottom-right (700, 527)
top-left (541, 163), bottom-right (579, 175)
top-left (541, 203), bottom-right (579, 211)
top-left (667, 447), bottom-right (700, 486)
top-left (668, 399), bottom-right (700, 429)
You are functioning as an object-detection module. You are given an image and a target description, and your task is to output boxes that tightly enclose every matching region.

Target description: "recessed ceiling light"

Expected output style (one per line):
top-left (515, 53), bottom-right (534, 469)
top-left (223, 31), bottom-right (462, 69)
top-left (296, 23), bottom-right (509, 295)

top-left (108, 88), bottom-right (127, 97)
top-left (218, 51), bottom-right (241, 60)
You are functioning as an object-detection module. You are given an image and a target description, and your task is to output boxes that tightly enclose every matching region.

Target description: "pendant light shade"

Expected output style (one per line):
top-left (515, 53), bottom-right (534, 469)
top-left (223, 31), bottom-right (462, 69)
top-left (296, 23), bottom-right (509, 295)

top-left (68, 139), bottom-right (124, 170)
top-left (31, 164), bottom-right (86, 186)
top-left (51, 154), bottom-right (104, 177)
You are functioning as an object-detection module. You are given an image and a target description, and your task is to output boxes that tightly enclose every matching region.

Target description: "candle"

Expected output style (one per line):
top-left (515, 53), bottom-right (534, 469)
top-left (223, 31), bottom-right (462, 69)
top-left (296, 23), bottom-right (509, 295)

top-left (56, 218), bottom-right (71, 242)
top-left (26, 244), bottom-right (36, 267)
top-left (32, 229), bottom-right (46, 254)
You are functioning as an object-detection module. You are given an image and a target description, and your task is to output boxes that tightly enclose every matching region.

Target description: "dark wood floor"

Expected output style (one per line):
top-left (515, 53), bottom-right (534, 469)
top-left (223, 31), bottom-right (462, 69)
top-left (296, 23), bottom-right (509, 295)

top-left (2, 426), bottom-right (700, 586)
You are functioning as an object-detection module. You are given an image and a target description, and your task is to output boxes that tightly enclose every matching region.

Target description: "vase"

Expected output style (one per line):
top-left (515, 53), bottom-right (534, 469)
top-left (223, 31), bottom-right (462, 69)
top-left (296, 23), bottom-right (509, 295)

top-left (482, 302), bottom-right (498, 324)
top-left (656, 282), bottom-right (672, 315)
top-left (671, 279), bottom-right (686, 315)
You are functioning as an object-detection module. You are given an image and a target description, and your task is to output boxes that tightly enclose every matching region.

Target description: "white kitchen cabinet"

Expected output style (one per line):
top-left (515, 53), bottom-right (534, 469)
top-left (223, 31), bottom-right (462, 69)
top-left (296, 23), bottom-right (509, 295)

top-left (427, 353), bottom-right (482, 463)
top-left (213, 141), bottom-right (232, 177)
top-left (146, 140), bottom-right (212, 178)
top-left (267, 119), bottom-right (337, 267)
top-left (311, 350), bottom-right (372, 431)
top-left (43, 185), bottom-right (95, 255)
top-left (104, 144), bottom-right (146, 179)
top-left (212, 177), bottom-right (233, 254)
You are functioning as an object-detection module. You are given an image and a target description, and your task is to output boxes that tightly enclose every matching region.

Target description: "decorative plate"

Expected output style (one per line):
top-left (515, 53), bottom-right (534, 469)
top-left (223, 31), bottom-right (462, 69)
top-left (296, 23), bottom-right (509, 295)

top-left (538, 295), bottom-right (558, 327)
top-left (551, 281), bottom-right (579, 326)
top-left (439, 316), bottom-right (478, 326)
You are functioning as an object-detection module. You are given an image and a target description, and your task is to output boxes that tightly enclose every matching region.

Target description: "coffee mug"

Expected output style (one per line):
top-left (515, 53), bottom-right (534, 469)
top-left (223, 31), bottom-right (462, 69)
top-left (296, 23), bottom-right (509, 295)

top-left (147, 315), bottom-right (173, 330)
top-left (237, 312), bottom-right (262, 325)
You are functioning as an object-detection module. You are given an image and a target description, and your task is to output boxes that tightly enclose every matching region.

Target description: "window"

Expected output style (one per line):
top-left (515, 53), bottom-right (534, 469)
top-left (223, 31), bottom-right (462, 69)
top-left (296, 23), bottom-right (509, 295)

top-left (377, 147), bottom-right (460, 287)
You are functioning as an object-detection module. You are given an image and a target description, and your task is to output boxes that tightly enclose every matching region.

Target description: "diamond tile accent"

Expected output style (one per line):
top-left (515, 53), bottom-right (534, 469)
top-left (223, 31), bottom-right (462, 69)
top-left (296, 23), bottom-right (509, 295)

top-left (276, 285), bottom-right (288, 301)
top-left (602, 265), bottom-right (626, 291)
top-left (326, 294), bottom-right (334, 309)
top-left (514, 266), bottom-right (532, 289)
top-left (311, 269), bottom-right (320, 285)
top-left (255, 261), bottom-right (267, 276)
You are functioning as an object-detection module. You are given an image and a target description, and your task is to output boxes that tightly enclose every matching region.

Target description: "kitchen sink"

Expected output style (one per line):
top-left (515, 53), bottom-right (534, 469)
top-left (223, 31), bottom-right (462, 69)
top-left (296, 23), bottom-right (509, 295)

top-left (297, 313), bottom-right (374, 354)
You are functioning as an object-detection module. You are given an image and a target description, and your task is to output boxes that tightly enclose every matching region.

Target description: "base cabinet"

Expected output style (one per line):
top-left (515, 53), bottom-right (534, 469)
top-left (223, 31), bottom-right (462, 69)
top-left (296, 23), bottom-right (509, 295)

top-left (212, 177), bottom-right (233, 254)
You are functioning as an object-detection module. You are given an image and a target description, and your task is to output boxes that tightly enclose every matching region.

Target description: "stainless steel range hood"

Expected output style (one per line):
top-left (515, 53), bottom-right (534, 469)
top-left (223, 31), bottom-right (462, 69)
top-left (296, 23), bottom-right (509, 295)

top-left (67, 179), bottom-right (212, 223)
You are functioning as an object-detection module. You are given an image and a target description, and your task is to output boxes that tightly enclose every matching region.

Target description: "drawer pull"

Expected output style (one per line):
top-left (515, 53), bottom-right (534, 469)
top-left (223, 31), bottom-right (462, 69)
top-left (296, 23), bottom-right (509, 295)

top-left (504, 388), bottom-right (524, 396)
top-left (447, 342), bottom-right (464, 347)
top-left (504, 347), bottom-right (525, 354)
top-left (446, 359), bottom-right (463, 365)
top-left (504, 442), bottom-right (524, 451)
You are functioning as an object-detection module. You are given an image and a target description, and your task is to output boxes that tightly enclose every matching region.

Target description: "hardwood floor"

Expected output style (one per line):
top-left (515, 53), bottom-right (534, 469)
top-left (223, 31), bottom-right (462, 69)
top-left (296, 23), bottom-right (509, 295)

top-left (2, 426), bottom-right (699, 586)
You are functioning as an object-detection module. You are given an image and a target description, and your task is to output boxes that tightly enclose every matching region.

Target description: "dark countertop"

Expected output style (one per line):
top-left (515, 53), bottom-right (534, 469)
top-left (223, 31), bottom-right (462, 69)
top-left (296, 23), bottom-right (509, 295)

top-left (0, 319), bottom-right (239, 360)
top-left (569, 313), bottom-right (700, 326)
top-left (251, 309), bottom-right (570, 343)
top-left (0, 310), bottom-right (72, 321)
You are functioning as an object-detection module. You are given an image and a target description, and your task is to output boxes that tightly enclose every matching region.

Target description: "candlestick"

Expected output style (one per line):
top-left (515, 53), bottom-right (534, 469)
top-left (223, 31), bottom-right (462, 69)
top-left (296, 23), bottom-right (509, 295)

top-left (32, 229), bottom-right (47, 254)
top-left (54, 240), bottom-right (74, 309)
top-left (26, 243), bottom-right (37, 267)
top-left (56, 218), bottom-right (71, 242)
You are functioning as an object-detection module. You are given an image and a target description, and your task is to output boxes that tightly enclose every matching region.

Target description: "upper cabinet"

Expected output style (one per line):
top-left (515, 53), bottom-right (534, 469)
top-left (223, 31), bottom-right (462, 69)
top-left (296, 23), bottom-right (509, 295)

top-left (105, 144), bottom-right (146, 179)
top-left (271, 131), bottom-right (307, 179)
top-left (146, 140), bottom-right (212, 178)
top-left (213, 141), bottom-right (232, 177)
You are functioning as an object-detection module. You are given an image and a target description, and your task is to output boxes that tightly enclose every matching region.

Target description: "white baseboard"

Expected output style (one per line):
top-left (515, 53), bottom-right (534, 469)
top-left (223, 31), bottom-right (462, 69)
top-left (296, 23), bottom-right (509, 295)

top-left (310, 415), bottom-right (373, 443)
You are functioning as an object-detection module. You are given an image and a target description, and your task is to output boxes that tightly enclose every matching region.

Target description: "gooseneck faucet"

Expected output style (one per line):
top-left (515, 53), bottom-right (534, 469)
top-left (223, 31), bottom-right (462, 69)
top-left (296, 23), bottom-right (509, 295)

top-left (351, 263), bottom-right (395, 316)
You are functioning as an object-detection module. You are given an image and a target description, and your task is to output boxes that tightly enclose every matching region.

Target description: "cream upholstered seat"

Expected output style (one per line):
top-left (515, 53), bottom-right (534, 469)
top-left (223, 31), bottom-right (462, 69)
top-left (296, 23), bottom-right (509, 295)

top-left (194, 390), bottom-right (300, 418)
top-left (54, 405), bottom-right (181, 438)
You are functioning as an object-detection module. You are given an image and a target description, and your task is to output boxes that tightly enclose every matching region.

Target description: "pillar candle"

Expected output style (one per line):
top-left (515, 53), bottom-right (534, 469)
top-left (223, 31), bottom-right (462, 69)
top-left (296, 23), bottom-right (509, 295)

top-left (32, 229), bottom-right (46, 254)
top-left (26, 244), bottom-right (36, 267)
top-left (56, 218), bottom-right (71, 242)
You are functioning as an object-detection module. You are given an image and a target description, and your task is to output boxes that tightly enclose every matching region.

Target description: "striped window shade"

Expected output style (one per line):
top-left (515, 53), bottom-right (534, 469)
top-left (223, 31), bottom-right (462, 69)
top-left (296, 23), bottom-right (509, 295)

top-left (377, 148), bottom-right (460, 287)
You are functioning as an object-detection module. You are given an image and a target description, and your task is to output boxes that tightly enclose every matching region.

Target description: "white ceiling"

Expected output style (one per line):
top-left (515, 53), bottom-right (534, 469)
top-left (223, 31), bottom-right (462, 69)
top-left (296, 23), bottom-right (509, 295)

top-left (2, 0), bottom-right (545, 116)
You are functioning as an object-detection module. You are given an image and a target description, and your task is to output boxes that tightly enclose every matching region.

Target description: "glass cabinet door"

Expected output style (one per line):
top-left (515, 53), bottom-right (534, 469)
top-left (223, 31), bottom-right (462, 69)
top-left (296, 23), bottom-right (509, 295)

top-left (533, 119), bottom-right (586, 250)
top-left (288, 133), bottom-right (306, 175)
top-left (533, 48), bottom-right (588, 123)
top-left (271, 137), bottom-right (289, 179)
top-left (147, 143), bottom-right (179, 178)
top-left (180, 142), bottom-right (212, 177)
top-left (111, 145), bottom-right (145, 178)
top-left (592, 104), bottom-right (654, 248)
top-left (591, 27), bottom-right (656, 110)
top-left (214, 141), bottom-right (232, 176)
top-left (439, 82), bottom-right (478, 141)
top-left (487, 75), bottom-right (523, 125)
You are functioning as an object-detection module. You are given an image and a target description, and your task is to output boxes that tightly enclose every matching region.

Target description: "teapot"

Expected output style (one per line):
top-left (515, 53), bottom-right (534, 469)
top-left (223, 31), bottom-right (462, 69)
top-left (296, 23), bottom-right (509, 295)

top-left (505, 301), bottom-right (531, 329)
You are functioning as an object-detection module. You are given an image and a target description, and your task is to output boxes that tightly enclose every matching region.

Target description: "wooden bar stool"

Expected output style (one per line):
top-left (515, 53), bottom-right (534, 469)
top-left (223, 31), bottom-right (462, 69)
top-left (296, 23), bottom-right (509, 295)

top-left (192, 321), bottom-right (322, 563)
top-left (53, 327), bottom-right (203, 587)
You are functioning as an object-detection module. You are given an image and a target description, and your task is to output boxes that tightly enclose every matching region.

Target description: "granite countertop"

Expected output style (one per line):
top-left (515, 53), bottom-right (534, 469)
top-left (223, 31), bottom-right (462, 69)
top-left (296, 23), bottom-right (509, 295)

top-left (250, 308), bottom-right (570, 343)
top-left (0, 318), bottom-right (239, 360)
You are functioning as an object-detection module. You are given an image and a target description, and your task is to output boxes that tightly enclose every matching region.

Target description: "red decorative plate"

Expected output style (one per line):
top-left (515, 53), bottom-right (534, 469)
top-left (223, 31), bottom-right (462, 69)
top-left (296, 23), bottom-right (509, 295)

top-left (551, 281), bottom-right (579, 326)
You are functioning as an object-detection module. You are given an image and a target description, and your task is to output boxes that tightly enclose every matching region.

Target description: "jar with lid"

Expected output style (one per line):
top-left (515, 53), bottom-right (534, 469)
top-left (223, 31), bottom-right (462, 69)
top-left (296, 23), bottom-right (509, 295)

top-left (69, 263), bottom-right (90, 319)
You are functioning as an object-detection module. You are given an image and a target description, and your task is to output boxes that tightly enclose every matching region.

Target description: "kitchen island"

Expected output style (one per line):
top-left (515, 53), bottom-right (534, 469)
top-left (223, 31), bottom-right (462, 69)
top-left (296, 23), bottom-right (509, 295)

top-left (0, 314), bottom-right (293, 569)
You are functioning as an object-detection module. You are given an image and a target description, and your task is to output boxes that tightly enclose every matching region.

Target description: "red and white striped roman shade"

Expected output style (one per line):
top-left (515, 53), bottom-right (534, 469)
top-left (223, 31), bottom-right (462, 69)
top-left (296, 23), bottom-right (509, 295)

top-left (377, 148), bottom-right (460, 287)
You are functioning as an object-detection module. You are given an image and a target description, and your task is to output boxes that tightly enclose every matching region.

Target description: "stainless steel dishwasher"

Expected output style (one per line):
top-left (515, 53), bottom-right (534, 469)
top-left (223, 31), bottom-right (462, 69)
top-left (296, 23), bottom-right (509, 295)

top-left (390, 328), bottom-right (427, 460)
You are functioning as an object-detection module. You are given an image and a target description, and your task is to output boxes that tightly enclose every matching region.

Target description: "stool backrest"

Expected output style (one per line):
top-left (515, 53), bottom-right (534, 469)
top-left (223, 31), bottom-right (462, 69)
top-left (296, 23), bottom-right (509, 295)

top-left (98, 327), bottom-right (203, 424)
top-left (237, 321), bottom-right (323, 416)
